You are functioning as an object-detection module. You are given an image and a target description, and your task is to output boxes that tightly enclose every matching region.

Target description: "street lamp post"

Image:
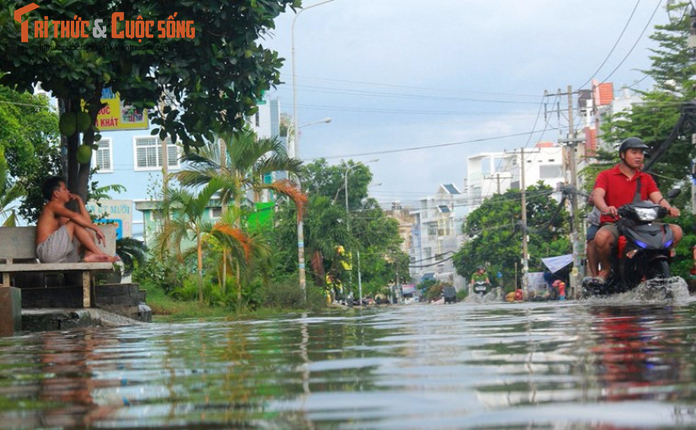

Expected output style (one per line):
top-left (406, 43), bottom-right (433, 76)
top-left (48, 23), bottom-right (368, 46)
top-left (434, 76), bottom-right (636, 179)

top-left (344, 159), bottom-right (378, 306)
top-left (287, 118), bottom-right (331, 159)
top-left (291, 0), bottom-right (335, 300)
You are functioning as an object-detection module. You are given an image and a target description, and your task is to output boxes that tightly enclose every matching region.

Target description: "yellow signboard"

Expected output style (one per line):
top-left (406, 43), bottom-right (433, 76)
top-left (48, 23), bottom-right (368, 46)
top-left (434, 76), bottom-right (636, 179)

top-left (96, 87), bottom-right (148, 130)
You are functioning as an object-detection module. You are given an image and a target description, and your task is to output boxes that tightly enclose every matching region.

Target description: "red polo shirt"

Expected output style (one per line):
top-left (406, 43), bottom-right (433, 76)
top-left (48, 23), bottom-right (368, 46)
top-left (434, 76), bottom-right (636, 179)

top-left (594, 164), bottom-right (658, 224)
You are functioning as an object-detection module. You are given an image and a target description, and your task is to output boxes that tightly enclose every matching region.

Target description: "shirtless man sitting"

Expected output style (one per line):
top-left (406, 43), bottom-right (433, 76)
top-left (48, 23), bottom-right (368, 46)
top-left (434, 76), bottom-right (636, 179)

top-left (35, 176), bottom-right (119, 263)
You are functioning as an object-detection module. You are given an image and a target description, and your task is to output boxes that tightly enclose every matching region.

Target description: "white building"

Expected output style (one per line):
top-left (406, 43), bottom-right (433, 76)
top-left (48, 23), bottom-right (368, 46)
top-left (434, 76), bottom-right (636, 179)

top-left (466, 144), bottom-right (565, 212)
top-left (409, 183), bottom-right (467, 291)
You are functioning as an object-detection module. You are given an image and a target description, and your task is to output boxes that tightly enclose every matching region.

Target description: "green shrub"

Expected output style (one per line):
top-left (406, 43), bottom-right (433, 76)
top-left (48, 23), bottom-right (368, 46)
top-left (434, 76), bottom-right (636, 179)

top-left (259, 275), bottom-right (326, 311)
top-left (425, 283), bottom-right (444, 302)
top-left (133, 252), bottom-right (190, 295)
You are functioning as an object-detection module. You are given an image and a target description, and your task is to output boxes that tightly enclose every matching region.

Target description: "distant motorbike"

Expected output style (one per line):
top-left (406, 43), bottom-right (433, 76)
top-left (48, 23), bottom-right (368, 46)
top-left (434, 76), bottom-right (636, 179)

top-left (471, 281), bottom-right (490, 297)
top-left (583, 189), bottom-right (680, 297)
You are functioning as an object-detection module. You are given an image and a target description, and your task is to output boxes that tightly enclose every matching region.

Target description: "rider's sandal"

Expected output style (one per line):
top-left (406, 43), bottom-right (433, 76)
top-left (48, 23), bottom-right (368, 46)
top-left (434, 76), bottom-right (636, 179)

top-left (593, 276), bottom-right (606, 285)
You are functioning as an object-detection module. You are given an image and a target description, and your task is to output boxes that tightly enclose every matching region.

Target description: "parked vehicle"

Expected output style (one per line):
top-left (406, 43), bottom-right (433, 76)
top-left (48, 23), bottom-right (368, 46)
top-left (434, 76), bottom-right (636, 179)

top-left (583, 190), bottom-right (680, 297)
top-left (443, 286), bottom-right (457, 304)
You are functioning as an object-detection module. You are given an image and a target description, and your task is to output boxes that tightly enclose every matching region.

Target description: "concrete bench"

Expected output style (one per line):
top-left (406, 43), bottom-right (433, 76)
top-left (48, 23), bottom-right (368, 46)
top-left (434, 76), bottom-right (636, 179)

top-left (0, 225), bottom-right (117, 308)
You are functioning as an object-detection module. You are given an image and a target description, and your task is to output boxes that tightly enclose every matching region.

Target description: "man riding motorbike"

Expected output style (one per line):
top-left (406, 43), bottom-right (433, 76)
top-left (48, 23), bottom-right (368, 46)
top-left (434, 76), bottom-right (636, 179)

top-left (470, 265), bottom-right (490, 296)
top-left (591, 137), bottom-right (682, 286)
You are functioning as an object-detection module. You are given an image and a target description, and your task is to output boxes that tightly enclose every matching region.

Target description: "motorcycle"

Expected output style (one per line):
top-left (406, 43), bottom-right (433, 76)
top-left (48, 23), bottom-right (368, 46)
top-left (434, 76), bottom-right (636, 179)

top-left (583, 189), bottom-right (680, 297)
top-left (471, 281), bottom-right (490, 297)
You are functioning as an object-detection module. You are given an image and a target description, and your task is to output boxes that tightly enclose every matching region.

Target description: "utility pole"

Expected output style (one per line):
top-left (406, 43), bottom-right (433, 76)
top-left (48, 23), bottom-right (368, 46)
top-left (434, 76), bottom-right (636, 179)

top-left (489, 172), bottom-right (502, 194)
top-left (566, 85), bottom-right (582, 299)
top-left (520, 147), bottom-right (529, 296)
top-left (547, 86), bottom-right (584, 299)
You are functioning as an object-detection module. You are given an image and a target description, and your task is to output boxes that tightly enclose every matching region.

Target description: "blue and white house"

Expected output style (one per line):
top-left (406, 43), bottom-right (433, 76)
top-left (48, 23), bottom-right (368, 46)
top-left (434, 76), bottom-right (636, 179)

top-left (91, 97), bottom-right (282, 242)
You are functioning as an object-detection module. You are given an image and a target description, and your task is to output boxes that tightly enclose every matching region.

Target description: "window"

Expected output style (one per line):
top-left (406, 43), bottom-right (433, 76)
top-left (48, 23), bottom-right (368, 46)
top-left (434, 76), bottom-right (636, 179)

top-left (134, 137), bottom-right (179, 170)
top-left (93, 139), bottom-right (112, 172)
top-left (427, 223), bottom-right (437, 237)
top-left (210, 207), bottom-right (222, 219)
top-left (540, 164), bottom-right (563, 179)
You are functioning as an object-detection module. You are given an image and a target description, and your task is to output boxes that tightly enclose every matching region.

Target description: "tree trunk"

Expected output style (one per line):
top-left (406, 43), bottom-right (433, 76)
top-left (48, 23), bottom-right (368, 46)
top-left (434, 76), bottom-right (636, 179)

top-left (236, 262), bottom-right (241, 304)
top-left (62, 87), bottom-right (104, 202)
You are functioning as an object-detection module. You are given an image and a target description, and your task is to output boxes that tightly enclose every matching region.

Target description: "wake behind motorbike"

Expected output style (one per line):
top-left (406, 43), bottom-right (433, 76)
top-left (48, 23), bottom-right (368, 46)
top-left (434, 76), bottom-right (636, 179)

top-left (583, 190), bottom-right (680, 297)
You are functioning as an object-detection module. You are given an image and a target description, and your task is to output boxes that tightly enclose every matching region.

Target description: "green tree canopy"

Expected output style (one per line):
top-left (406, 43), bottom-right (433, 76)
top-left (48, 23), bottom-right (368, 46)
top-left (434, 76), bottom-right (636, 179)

top-left (273, 159), bottom-right (409, 298)
top-left (0, 84), bottom-right (61, 222)
top-left (453, 183), bottom-right (570, 290)
top-left (597, 1), bottom-right (696, 193)
top-left (0, 0), bottom-right (296, 198)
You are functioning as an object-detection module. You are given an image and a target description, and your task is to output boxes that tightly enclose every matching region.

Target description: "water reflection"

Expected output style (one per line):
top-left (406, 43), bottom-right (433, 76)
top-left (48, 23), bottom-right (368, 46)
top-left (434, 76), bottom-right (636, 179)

top-left (0, 299), bottom-right (695, 429)
top-left (588, 306), bottom-right (690, 402)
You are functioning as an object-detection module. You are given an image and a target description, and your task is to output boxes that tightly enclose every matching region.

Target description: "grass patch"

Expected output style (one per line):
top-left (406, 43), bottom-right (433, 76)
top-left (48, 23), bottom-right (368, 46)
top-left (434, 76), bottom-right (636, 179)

top-left (141, 279), bottom-right (331, 322)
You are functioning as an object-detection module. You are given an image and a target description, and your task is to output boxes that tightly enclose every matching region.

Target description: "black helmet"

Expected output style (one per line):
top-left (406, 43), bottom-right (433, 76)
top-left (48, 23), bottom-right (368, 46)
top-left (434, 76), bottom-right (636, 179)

top-left (619, 137), bottom-right (649, 153)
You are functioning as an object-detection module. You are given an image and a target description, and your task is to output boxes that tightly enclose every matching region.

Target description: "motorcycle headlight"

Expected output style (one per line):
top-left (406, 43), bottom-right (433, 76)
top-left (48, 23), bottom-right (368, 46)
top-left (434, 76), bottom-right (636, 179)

top-left (634, 207), bottom-right (659, 221)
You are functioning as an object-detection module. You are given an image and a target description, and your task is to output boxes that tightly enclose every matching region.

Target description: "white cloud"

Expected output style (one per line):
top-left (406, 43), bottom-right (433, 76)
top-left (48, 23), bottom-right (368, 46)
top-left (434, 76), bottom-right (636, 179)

top-left (267, 0), bottom-right (670, 206)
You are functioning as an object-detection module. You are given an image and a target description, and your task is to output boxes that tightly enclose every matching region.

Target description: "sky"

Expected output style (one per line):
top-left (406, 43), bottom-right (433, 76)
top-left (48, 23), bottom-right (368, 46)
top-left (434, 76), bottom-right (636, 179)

top-left (262, 0), bottom-right (673, 209)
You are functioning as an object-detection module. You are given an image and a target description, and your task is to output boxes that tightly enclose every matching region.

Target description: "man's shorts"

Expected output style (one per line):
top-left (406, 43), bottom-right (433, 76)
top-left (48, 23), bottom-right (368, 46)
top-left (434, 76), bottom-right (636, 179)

top-left (36, 225), bottom-right (80, 263)
top-left (597, 223), bottom-right (619, 241)
top-left (586, 224), bottom-right (599, 242)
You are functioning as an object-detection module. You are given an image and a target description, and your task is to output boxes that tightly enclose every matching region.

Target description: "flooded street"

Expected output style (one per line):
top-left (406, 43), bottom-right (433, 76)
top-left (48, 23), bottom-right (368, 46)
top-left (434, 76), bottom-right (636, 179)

top-left (2, 291), bottom-right (696, 429)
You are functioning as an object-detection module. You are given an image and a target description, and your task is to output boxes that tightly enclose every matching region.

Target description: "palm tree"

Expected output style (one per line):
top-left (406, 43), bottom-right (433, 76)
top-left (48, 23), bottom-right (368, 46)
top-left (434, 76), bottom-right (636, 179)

top-left (156, 183), bottom-right (272, 304)
top-left (174, 129), bottom-right (307, 296)
top-left (208, 207), bottom-right (272, 303)
top-left (0, 147), bottom-right (24, 227)
top-left (156, 185), bottom-right (218, 303)
top-left (176, 129), bottom-right (305, 211)
top-left (115, 237), bottom-right (148, 276)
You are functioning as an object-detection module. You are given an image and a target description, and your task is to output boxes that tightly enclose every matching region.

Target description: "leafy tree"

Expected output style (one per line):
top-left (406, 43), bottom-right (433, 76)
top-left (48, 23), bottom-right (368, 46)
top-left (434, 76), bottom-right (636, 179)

top-left (0, 147), bottom-right (23, 226)
top-left (0, 0), bottom-right (296, 199)
top-left (598, 1), bottom-right (696, 193)
top-left (115, 237), bottom-right (148, 276)
top-left (156, 187), bottom-right (217, 303)
top-left (155, 185), bottom-right (272, 305)
top-left (175, 129), bottom-right (304, 213)
top-left (174, 128), bottom-right (305, 299)
top-left (453, 183), bottom-right (570, 290)
top-left (304, 158), bottom-right (372, 209)
top-left (273, 159), bottom-right (409, 299)
top-left (348, 198), bottom-right (409, 298)
top-left (0, 84), bottom-right (61, 222)
top-left (208, 207), bottom-right (272, 307)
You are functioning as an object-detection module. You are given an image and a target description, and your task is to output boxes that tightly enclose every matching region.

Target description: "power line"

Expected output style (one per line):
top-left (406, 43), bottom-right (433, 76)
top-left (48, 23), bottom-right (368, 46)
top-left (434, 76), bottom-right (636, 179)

top-left (276, 84), bottom-right (541, 105)
top-left (284, 74), bottom-right (542, 99)
top-left (0, 99), bottom-right (49, 108)
top-left (294, 103), bottom-right (538, 116)
top-left (578, 0), bottom-right (642, 90)
top-left (312, 128), bottom-right (560, 161)
top-left (601, 0), bottom-right (663, 83)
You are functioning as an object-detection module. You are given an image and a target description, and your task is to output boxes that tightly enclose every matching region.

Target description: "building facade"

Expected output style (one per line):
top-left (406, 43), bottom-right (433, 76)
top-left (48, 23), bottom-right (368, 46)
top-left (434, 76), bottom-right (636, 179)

top-left (408, 183), bottom-right (467, 290)
top-left (92, 98), bottom-right (282, 242)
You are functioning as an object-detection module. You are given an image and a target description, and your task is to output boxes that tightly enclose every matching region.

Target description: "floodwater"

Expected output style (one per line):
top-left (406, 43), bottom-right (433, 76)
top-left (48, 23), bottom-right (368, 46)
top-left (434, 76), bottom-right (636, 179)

top-left (1, 283), bottom-right (696, 429)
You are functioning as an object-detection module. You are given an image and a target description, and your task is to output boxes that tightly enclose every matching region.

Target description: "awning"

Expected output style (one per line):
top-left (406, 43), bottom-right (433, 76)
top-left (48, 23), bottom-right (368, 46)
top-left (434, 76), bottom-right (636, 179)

top-left (541, 254), bottom-right (573, 274)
